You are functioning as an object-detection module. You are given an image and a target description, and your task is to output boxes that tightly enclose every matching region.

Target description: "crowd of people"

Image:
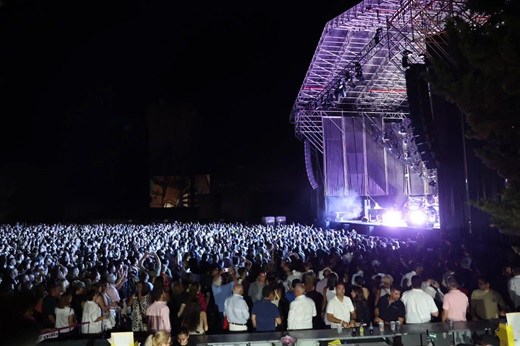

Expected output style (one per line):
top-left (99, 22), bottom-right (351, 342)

top-left (0, 221), bottom-right (518, 345)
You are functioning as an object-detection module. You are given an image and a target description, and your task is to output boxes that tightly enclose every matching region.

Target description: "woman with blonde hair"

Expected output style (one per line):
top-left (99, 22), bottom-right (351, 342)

top-left (374, 274), bottom-right (393, 307)
top-left (144, 330), bottom-right (171, 346)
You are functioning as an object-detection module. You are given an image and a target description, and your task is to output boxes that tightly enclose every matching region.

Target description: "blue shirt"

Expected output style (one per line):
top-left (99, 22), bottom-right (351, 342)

top-left (212, 281), bottom-right (235, 314)
top-left (252, 299), bottom-right (280, 332)
top-left (286, 291), bottom-right (296, 303)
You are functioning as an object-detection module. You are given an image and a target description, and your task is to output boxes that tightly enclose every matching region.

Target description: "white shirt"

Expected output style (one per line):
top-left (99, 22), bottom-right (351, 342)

top-left (224, 294), bottom-right (250, 324)
top-left (55, 306), bottom-right (74, 332)
top-left (82, 300), bottom-right (103, 334)
top-left (421, 282), bottom-right (444, 302)
top-left (400, 270), bottom-right (416, 288)
top-left (401, 288), bottom-right (438, 323)
top-left (508, 275), bottom-right (520, 308)
top-left (326, 295), bottom-right (355, 328)
top-left (284, 270), bottom-right (303, 291)
top-left (287, 294), bottom-right (316, 330)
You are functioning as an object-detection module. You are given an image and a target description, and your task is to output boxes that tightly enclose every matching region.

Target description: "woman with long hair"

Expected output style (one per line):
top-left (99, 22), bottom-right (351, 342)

top-left (187, 282), bottom-right (207, 312)
top-left (351, 286), bottom-right (372, 324)
top-left (322, 272), bottom-right (338, 326)
top-left (144, 330), bottom-right (171, 346)
top-left (128, 280), bottom-right (151, 331)
top-left (54, 292), bottom-right (75, 334)
top-left (181, 297), bottom-right (208, 334)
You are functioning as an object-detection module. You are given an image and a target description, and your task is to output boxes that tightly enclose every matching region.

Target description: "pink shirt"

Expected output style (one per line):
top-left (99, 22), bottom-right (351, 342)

top-left (146, 301), bottom-right (171, 333)
top-left (106, 283), bottom-right (120, 303)
top-left (443, 289), bottom-right (468, 321)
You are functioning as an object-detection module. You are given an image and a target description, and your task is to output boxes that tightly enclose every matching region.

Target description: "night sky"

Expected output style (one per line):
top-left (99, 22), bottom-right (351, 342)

top-left (0, 0), bottom-right (360, 221)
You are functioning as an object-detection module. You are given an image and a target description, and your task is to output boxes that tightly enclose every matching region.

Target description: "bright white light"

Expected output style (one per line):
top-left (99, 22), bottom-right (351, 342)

top-left (383, 211), bottom-right (402, 227)
top-left (409, 210), bottom-right (427, 225)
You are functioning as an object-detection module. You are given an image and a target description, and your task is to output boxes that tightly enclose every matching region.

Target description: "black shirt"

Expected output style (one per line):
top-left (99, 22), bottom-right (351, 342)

top-left (376, 296), bottom-right (405, 323)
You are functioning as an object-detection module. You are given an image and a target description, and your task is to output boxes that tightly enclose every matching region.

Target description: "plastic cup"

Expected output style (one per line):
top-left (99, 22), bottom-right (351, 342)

top-left (390, 321), bottom-right (396, 332)
top-left (378, 322), bottom-right (384, 333)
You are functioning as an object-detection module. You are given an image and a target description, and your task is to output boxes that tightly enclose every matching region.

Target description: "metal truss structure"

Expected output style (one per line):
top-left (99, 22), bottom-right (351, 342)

top-left (291, 0), bottom-right (468, 159)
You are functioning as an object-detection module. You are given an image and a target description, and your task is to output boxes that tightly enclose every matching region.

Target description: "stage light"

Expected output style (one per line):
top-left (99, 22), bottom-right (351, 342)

top-left (408, 210), bottom-right (427, 225)
top-left (382, 210), bottom-right (402, 227)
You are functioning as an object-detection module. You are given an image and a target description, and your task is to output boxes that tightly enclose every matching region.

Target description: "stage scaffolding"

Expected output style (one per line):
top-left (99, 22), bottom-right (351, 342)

top-left (291, 0), bottom-right (471, 212)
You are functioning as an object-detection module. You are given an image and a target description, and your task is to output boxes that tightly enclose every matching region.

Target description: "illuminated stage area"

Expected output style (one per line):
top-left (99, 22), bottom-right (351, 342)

top-left (289, 0), bottom-right (474, 232)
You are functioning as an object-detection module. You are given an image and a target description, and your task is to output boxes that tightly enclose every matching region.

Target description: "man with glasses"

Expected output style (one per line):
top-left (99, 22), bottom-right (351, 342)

top-left (471, 277), bottom-right (507, 320)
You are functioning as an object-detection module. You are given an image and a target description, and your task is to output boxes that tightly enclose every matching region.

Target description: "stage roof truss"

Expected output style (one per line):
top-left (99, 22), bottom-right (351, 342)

top-left (291, 0), bottom-right (468, 167)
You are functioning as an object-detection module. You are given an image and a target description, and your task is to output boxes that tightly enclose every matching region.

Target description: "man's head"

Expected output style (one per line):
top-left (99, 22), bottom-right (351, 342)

top-left (414, 263), bottom-right (424, 275)
top-left (257, 272), bottom-right (267, 283)
top-left (477, 277), bottom-right (491, 292)
top-left (389, 286), bottom-right (402, 301)
top-left (262, 285), bottom-right (273, 300)
top-left (233, 284), bottom-right (244, 296)
top-left (411, 275), bottom-right (422, 289)
top-left (294, 283), bottom-right (305, 297)
top-left (335, 283), bottom-right (346, 298)
top-left (447, 276), bottom-right (459, 290)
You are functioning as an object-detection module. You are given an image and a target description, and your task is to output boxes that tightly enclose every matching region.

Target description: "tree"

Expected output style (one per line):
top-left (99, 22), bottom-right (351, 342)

top-left (429, 0), bottom-right (520, 234)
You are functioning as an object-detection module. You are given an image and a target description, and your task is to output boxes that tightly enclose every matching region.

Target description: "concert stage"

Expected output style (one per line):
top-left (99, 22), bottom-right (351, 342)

top-left (331, 218), bottom-right (441, 242)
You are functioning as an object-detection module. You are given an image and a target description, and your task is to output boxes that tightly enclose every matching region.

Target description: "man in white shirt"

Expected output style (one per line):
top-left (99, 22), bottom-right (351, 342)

top-left (288, 283), bottom-right (316, 330)
top-left (224, 284), bottom-right (250, 332)
top-left (508, 267), bottom-right (520, 310)
top-left (401, 276), bottom-right (439, 323)
top-left (401, 263), bottom-right (424, 290)
top-left (326, 283), bottom-right (356, 329)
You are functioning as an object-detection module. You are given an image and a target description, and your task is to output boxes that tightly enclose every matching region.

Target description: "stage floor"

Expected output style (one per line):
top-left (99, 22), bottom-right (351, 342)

top-left (331, 219), bottom-right (441, 242)
top-left (339, 219), bottom-right (440, 230)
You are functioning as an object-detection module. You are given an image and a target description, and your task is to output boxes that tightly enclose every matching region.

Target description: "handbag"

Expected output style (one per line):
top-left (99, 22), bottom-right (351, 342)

top-left (223, 316), bottom-right (229, 330)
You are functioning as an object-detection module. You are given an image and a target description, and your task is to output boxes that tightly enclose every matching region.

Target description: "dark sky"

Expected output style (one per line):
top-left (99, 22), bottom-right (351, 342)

top-left (0, 0), bottom-right (359, 220)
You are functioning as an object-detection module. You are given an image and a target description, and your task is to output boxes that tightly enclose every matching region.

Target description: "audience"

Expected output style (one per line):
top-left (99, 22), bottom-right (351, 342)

top-left (0, 220), bottom-right (516, 342)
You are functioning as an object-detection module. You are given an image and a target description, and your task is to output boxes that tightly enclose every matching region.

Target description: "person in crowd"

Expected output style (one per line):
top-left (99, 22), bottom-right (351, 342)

top-left (140, 252), bottom-right (162, 281)
top-left (174, 327), bottom-right (191, 346)
top-left (322, 272), bottom-right (338, 326)
top-left (442, 277), bottom-right (468, 322)
top-left (471, 277), bottom-right (508, 320)
top-left (303, 275), bottom-right (325, 329)
top-left (374, 274), bottom-right (393, 307)
top-left (374, 285), bottom-right (405, 325)
top-left (105, 273), bottom-right (122, 305)
top-left (95, 281), bottom-right (117, 330)
top-left (316, 268), bottom-right (332, 297)
top-left (251, 286), bottom-right (281, 332)
top-left (82, 289), bottom-right (109, 334)
top-left (353, 276), bottom-right (370, 300)
top-left (146, 286), bottom-right (171, 333)
top-left (351, 286), bottom-right (372, 324)
top-left (224, 284), bottom-right (249, 332)
top-left (70, 281), bottom-right (86, 324)
top-left (326, 282), bottom-right (355, 329)
top-left (54, 292), bottom-right (76, 334)
top-left (401, 263), bottom-right (424, 290)
top-left (288, 283), bottom-right (316, 330)
top-left (401, 276), bottom-right (439, 323)
top-left (42, 281), bottom-right (61, 329)
top-left (285, 278), bottom-right (301, 303)
top-left (187, 281), bottom-right (207, 312)
top-left (249, 272), bottom-right (267, 304)
top-left (508, 267), bottom-right (520, 311)
top-left (212, 268), bottom-right (237, 329)
top-left (128, 280), bottom-right (150, 332)
top-left (182, 297), bottom-right (208, 334)
top-left (351, 264), bottom-right (364, 286)
top-left (144, 330), bottom-right (171, 346)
